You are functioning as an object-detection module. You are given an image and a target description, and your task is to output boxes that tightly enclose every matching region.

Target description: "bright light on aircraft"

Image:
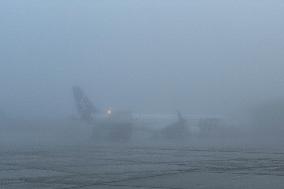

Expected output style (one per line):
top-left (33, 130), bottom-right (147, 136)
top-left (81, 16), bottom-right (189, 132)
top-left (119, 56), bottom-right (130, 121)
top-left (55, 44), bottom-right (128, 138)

top-left (107, 109), bottom-right (112, 116)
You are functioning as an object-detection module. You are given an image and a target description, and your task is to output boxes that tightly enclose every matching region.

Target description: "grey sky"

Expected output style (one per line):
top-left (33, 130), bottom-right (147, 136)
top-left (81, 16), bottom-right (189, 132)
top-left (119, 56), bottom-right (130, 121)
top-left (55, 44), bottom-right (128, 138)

top-left (0, 0), bottom-right (284, 117)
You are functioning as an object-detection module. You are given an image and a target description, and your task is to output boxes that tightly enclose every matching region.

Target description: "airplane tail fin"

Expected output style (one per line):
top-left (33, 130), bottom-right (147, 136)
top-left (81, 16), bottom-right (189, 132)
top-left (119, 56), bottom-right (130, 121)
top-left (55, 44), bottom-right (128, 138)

top-left (72, 86), bottom-right (96, 122)
top-left (177, 111), bottom-right (186, 123)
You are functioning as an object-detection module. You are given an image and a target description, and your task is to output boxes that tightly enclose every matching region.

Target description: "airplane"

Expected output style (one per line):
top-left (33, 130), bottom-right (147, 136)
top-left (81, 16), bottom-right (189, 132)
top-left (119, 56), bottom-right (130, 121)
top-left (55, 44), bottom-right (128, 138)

top-left (72, 86), bottom-right (230, 142)
top-left (73, 86), bottom-right (134, 142)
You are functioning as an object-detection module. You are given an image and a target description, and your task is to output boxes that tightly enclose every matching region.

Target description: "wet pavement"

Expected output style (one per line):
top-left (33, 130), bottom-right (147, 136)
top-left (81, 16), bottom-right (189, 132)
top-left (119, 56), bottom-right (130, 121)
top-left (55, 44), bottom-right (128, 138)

top-left (1, 145), bottom-right (284, 188)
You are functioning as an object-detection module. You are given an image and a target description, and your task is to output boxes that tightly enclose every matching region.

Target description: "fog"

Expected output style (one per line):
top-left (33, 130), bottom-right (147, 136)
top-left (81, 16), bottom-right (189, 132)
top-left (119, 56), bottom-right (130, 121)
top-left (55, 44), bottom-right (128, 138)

top-left (1, 1), bottom-right (284, 188)
top-left (1, 0), bottom-right (284, 146)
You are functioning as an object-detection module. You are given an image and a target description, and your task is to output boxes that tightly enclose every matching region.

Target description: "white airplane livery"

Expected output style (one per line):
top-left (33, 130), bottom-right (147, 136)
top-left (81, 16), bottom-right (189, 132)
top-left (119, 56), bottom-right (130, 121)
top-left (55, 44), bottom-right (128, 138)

top-left (72, 86), bottom-right (230, 142)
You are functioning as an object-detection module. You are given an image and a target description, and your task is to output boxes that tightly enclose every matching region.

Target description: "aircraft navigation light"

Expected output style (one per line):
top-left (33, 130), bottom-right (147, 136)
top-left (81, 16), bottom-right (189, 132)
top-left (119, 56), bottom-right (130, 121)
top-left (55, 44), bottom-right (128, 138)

top-left (107, 109), bottom-right (112, 115)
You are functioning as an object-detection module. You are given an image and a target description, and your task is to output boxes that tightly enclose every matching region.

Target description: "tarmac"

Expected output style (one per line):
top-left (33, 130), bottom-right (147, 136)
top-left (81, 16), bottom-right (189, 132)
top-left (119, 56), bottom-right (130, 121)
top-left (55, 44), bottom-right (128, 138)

top-left (1, 144), bottom-right (284, 189)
